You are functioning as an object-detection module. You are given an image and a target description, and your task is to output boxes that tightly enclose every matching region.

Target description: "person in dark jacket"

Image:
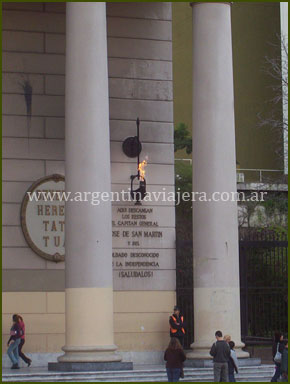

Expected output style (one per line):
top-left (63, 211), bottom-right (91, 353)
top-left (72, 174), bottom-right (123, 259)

top-left (17, 315), bottom-right (32, 367)
top-left (281, 342), bottom-right (288, 382)
top-left (7, 314), bottom-right (22, 369)
top-left (169, 306), bottom-right (185, 347)
top-left (271, 332), bottom-right (285, 382)
top-left (164, 337), bottom-right (186, 382)
top-left (228, 341), bottom-right (238, 382)
top-left (210, 330), bottom-right (230, 382)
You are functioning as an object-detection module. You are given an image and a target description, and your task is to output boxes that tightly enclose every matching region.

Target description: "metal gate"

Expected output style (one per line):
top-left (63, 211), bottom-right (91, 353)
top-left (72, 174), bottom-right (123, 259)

top-left (176, 239), bottom-right (193, 348)
top-left (239, 228), bottom-right (288, 340)
top-left (176, 229), bottom-right (288, 348)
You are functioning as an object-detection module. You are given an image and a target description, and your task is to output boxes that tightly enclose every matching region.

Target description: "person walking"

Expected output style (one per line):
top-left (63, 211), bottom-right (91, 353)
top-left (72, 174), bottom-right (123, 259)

top-left (164, 337), bottom-right (186, 382)
top-left (228, 341), bottom-right (239, 382)
top-left (271, 332), bottom-right (285, 382)
top-left (7, 314), bottom-right (22, 369)
top-left (281, 341), bottom-right (288, 382)
top-left (169, 306), bottom-right (185, 347)
top-left (17, 315), bottom-right (32, 367)
top-left (210, 330), bottom-right (231, 382)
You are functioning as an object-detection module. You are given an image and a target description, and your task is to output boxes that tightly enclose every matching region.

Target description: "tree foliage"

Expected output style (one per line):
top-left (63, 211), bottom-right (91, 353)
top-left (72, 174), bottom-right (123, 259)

top-left (175, 160), bottom-right (192, 241)
top-left (258, 34), bottom-right (288, 174)
top-left (174, 123), bottom-right (192, 154)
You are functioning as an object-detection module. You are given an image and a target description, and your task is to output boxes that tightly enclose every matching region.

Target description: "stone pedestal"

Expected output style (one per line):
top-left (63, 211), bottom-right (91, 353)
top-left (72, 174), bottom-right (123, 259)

top-left (48, 361), bottom-right (133, 372)
top-left (184, 358), bottom-right (261, 368)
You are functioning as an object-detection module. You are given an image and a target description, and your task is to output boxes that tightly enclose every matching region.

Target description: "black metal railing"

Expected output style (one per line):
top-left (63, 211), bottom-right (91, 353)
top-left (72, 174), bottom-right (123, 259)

top-left (176, 228), bottom-right (288, 348)
top-left (239, 228), bottom-right (288, 341)
top-left (176, 239), bottom-right (193, 348)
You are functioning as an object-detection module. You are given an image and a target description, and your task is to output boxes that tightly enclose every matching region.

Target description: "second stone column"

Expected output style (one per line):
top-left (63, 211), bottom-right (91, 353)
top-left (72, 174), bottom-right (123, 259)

top-left (187, 2), bottom-right (249, 362)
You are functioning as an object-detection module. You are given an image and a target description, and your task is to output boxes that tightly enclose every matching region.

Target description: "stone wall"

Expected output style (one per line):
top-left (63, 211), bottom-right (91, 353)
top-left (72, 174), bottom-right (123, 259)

top-left (2, 2), bottom-right (176, 354)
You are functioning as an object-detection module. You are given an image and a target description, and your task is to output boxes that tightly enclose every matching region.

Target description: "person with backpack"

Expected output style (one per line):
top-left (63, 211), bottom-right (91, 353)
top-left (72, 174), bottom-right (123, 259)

top-left (7, 314), bottom-right (22, 369)
top-left (271, 332), bottom-right (285, 382)
top-left (17, 315), bottom-right (32, 367)
top-left (164, 337), bottom-right (186, 382)
top-left (169, 306), bottom-right (186, 347)
top-left (228, 341), bottom-right (239, 382)
top-left (210, 330), bottom-right (231, 382)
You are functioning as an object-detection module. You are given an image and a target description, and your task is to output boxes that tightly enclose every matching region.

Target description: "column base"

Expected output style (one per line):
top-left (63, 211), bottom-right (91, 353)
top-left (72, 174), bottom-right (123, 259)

top-left (184, 357), bottom-right (261, 368)
top-left (48, 361), bottom-right (133, 372)
top-left (57, 345), bottom-right (122, 363)
top-left (186, 341), bottom-right (250, 360)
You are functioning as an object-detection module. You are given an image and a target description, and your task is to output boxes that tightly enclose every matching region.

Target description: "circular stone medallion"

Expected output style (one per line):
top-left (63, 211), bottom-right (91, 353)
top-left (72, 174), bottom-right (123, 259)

top-left (21, 174), bottom-right (65, 262)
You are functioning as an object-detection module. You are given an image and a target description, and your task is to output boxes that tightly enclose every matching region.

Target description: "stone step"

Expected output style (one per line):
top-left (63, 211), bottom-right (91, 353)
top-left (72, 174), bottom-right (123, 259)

top-left (2, 376), bottom-right (274, 383)
top-left (2, 368), bottom-right (274, 379)
top-left (2, 366), bottom-right (275, 382)
top-left (2, 365), bottom-right (275, 375)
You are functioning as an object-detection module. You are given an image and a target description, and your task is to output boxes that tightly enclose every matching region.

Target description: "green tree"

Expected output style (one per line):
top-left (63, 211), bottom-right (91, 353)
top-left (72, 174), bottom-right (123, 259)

top-left (175, 160), bottom-right (192, 241)
top-left (174, 123), bottom-right (192, 154)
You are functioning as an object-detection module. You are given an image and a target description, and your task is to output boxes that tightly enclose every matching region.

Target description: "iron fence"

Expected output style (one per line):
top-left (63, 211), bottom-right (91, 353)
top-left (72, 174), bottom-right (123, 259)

top-left (176, 228), bottom-right (288, 348)
top-left (239, 228), bottom-right (288, 340)
top-left (176, 239), bottom-right (193, 348)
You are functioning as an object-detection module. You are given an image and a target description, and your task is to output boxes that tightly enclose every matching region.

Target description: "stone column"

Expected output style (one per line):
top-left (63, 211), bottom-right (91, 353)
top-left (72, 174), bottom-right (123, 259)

top-left (58, 2), bottom-right (120, 364)
top-left (187, 2), bottom-right (249, 360)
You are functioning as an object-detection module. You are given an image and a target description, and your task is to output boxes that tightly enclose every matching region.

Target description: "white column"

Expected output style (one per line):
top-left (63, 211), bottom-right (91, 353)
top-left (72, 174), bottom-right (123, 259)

top-left (187, 2), bottom-right (249, 359)
top-left (59, 2), bottom-right (120, 363)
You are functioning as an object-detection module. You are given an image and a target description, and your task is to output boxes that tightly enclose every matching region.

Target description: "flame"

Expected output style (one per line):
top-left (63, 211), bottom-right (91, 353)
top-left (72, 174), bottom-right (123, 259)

top-left (138, 159), bottom-right (147, 181)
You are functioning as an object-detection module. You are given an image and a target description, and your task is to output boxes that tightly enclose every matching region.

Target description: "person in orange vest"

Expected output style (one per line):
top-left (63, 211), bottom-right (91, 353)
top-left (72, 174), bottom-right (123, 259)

top-left (169, 306), bottom-right (185, 347)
